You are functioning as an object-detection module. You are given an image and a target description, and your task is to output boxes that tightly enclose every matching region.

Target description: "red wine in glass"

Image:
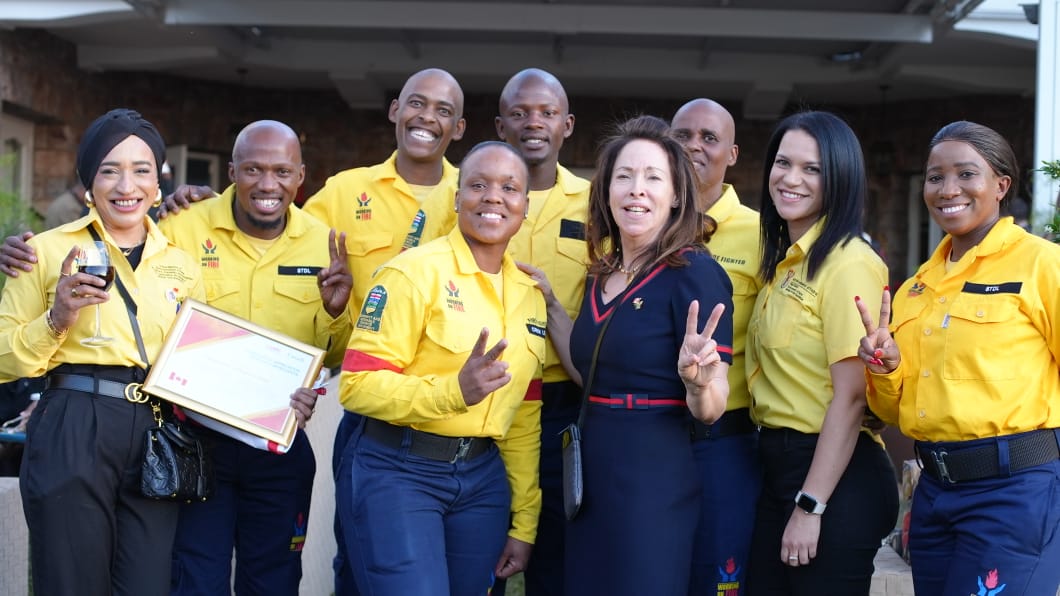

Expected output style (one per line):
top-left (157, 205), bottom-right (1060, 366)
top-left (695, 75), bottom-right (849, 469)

top-left (77, 265), bottom-right (115, 291)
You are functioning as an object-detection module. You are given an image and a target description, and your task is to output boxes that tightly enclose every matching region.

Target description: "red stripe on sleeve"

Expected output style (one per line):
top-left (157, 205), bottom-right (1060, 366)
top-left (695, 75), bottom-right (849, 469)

top-left (523, 379), bottom-right (543, 401)
top-left (342, 349), bottom-right (403, 374)
top-left (718, 345), bottom-right (733, 355)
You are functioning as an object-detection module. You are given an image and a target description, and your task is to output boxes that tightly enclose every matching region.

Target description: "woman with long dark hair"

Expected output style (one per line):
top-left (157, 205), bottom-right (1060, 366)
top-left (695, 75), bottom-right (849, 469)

top-left (746, 111), bottom-right (898, 595)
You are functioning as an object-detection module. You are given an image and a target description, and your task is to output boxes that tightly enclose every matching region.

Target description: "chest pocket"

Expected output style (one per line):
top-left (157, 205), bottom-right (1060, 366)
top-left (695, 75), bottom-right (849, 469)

top-left (274, 277), bottom-right (319, 304)
top-left (426, 319), bottom-right (482, 356)
top-left (757, 291), bottom-right (802, 349)
top-left (346, 233), bottom-right (394, 257)
top-left (730, 274), bottom-right (756, 299)
top-left (943, 297), bottom-right (1020, 381)
top-left (205, 279), bottom-right (239, 304)
top-left (555, 236), bottom-right (589, 267)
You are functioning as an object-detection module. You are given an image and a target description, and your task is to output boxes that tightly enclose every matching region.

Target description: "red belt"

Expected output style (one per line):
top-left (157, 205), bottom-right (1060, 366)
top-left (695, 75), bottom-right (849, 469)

top-left (589, 394), bottom-right (685, 410)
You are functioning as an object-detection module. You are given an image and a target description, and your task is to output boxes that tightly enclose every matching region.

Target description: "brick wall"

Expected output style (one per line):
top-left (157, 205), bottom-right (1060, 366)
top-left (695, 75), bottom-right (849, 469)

top-left (1, 28), bottom-right (1036, 281)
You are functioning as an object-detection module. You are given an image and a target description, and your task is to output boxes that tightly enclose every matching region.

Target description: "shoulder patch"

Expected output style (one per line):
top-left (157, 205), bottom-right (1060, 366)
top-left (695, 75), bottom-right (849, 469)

top-left (356, 285), bottom-right (387, 332)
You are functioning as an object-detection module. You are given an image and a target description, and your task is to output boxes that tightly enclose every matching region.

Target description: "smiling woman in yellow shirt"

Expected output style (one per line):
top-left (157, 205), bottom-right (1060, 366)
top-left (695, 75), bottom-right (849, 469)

top-left (0, 109), bottom-right (204, 596)
top-left (859, 121), bottom-right (1060, 596)
top-left (337, 141), bottom-right (546, 596)
top-left (745, 111), bottom-right (898, 595)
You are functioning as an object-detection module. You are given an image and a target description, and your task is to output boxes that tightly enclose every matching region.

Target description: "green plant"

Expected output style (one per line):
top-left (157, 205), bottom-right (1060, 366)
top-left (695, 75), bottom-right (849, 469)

top-left (0, 155), bottom-right (43, 292)
top-left (1038, 160), bottom-right (1060, 243)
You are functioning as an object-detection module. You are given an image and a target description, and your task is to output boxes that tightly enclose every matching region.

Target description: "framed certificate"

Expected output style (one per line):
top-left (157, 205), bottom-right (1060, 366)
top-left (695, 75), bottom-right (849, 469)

top-left (142, 299), bottom-right (325, 448)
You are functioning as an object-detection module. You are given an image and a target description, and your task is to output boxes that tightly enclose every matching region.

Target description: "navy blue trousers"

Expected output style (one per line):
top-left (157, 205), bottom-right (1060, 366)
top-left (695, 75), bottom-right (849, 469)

top-left (689, 427), bottom-right (762, 596)
top-left (170, 428), bottom-right (315, 596)
top-left (337, 421), bottom-right (511, 596)
top-left (909, 431), bottom-right (1060, 596)
top-left (332, 410), bottom-right (362, 596)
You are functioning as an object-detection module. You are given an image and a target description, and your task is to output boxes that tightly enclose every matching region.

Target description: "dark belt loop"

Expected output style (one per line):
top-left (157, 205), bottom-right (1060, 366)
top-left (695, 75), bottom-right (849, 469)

top-left (997, 438), bottom-right (1011, 477)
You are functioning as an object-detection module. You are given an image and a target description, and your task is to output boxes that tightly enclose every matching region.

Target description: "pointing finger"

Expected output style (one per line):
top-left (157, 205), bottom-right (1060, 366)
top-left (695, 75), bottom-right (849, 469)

top-left (879, 286), bottom-right (892, 332)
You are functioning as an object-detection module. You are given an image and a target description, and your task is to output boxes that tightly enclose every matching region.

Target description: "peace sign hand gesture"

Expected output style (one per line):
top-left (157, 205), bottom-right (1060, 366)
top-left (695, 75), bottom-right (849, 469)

top-left (318, 229), bottom-right (352, 319)
top-left (458, 327), bottom-right (511, 407)
top-left (855, 288), bottom-right (901, 374)
top-left (679, 301), bottom-right (729, 422)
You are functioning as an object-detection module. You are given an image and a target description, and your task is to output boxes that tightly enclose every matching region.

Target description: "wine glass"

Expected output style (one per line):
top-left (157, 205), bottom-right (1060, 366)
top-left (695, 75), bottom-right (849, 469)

top-left (78, 241), bottom-right (115, 347)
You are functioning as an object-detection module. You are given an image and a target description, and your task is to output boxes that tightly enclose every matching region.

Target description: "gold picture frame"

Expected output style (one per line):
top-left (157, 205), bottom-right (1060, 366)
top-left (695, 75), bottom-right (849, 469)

top-left (142, 299), bottom-right (325, 448)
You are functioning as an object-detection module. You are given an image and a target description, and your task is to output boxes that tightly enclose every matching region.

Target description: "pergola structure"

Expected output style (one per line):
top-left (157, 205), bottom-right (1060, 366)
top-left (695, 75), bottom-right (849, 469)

top-left (2, 0), bottom-right (1057, 223)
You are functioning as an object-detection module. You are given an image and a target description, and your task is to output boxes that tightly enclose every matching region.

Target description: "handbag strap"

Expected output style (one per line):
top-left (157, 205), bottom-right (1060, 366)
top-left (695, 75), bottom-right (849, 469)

top-left (574, 274), bottom-right (642, 430)
top-left (87, 226), bottom-right (149, 368)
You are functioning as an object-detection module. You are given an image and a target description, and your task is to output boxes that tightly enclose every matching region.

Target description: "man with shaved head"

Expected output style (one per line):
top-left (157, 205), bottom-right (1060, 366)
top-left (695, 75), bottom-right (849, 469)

top-left (494, 67), bottom-right (591, 596)
top-left (301, 68), bottom-right (469, 596)
top-left (158, 119), bottom-right (352, 595)
top-left (671, 98), bottom-right (762, 596)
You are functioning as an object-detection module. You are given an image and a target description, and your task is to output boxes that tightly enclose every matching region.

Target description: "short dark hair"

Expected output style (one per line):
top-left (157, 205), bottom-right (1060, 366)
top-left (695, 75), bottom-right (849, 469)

top-left (929, 121), bottom-right (1019, 206)
top-left (586, 115), bottom-right (713, 276)
top-left (457, 140), bottom-right (529, 187)
top-left (758, 111), bottom-right (867, 283)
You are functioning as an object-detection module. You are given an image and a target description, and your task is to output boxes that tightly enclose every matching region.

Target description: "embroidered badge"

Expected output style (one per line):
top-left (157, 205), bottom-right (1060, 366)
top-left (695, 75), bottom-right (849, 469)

top-left (908, 281), bottom-right (926, 297)
top-left (356, 192), bottom-right (372, 221)
top-left (779, 269), bottom-right (796, 289)
top-left (402, 209), bottom-right (426, 251)
top-left (632, 297), bottom-right (644, 310)
top-left (356, 285), bottom-right (387, 332)
top-left (716, 556), bottom-right (741, 595)
top-left (975, 568), bottom-right (1005, 595)
top-left (289, 512), bottom-right (307, 552)
top-left (201, 238), bottom-right (220, 269)
top-left (445, 280), bottom-right (464, 312)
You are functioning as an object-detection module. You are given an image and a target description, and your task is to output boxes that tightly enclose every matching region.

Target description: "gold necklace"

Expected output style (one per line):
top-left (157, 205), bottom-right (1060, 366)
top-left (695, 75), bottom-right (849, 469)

top-left (616, 262), bottom-right (641, 285)
top-left (119, 243), bottom-right (143, 256)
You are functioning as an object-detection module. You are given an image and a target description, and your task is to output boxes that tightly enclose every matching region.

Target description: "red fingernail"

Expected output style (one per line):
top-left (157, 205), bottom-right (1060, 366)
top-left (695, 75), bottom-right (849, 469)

top-left (871, 358), bottom-right (884, 366)
top-left (883, 285), bottom-right (890, 291)
top-left (873, 349), bottom-right (883, 358)
top-left (854, 296), bottom-right (861, 301)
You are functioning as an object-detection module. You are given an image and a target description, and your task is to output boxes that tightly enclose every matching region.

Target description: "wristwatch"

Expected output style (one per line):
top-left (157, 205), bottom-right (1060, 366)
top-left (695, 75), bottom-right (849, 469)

top-left (794, 490), bottom-right (827, 515)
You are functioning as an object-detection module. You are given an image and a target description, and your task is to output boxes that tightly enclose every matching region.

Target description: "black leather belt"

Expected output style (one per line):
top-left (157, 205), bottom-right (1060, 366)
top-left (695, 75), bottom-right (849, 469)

top-left (363, 417), bottom-right (493, 463)
top-left (691, 408), bottom-right (756, 440)
top-left (45, 373), bottom-right (134, 400)
top-left (917, 429), bottom-right (1060, 484)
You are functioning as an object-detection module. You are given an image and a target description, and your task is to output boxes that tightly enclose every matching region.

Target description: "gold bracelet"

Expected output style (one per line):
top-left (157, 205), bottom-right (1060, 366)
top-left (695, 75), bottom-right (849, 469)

top-left (44, 309), bottom-right (67, 339)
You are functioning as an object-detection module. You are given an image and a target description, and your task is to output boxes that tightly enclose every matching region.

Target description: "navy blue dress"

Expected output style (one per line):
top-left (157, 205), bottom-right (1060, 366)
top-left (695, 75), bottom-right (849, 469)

top-left (564, 250), bottom-right (734, 595)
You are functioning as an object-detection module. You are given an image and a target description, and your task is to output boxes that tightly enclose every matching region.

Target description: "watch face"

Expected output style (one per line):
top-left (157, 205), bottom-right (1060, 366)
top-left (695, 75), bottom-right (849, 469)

top-left (795, 492), bottom-right (818, 513)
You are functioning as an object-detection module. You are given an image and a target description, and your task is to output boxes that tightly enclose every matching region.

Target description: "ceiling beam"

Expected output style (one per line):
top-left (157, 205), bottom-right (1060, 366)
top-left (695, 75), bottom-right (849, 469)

top-left (163, 1), bottom-right (935, 43)
top-left (0, 1), bottom-right (134, 27)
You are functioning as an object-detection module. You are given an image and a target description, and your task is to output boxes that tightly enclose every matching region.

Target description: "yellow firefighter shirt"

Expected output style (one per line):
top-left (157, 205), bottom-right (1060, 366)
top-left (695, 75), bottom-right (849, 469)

top-left (302, 151), bottom-right (459, 310)
top-left (868, 217), bottom-right (1060, 441)
top-left (705, 184), bottom-right (763, 411)
top-left (157, 187), bottom-right (350, 368)
top-left (747, 219), bottom-right (887, 433)
top-left (340, 227), bottom-right (547, 543)
top-left (0, 213), bottom-right (203, 379)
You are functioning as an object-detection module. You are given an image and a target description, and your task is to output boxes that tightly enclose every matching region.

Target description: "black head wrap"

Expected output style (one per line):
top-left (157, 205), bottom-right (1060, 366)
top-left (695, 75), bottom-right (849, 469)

top-left (76, 108), bottom-right (166, 191)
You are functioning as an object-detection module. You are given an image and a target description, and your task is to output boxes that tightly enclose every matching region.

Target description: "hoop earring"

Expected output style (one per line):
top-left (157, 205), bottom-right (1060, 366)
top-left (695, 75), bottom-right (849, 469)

top-left (84, 190), bottom-right (94, 207)
top-left (153, 189), bottom-right (163, 208)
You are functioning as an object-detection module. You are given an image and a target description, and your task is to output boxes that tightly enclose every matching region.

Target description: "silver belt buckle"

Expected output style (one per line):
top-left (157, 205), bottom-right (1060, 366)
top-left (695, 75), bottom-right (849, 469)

top-left (932, 449), bottom-right (954, 483)
top-left (450, 438), bottom-right (472, 463)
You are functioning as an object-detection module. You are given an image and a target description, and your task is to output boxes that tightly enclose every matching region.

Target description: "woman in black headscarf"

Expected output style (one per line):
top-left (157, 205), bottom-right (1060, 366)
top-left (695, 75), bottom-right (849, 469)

top-left (0, 109), bottom-right (204, 595)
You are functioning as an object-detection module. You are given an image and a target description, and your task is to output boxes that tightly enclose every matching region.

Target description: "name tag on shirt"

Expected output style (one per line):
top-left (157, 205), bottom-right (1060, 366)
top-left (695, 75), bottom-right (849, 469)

top-left (961, 281), bottom-right (1022, 295)
top-left (277, 266), bottom-right (323, 276)
top-left (560, 219), bottom-right (585, 240)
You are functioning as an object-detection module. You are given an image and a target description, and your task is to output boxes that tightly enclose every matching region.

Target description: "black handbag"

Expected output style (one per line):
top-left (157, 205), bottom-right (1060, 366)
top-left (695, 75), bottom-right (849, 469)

top-left (561, 277), bottom-right (636, 521)
top-left (141, 399), bottom-right (213, 501)
top-left (95, 225), bottom-right (214, 502)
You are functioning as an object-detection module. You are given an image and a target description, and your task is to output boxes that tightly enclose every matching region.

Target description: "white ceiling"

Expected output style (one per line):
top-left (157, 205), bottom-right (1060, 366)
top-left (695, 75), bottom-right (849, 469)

top-left (0, 0), bottom-right (1039, 119)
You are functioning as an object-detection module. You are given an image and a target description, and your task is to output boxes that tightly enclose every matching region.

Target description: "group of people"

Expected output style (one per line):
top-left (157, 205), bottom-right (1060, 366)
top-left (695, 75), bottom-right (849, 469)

top-left (0, 64), bottom-right (1056, 596)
